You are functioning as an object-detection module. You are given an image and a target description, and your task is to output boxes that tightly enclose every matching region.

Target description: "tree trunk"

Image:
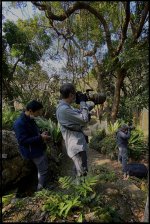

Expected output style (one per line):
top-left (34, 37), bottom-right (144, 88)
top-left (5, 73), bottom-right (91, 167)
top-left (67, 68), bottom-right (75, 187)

top-left (93, 55), bottom-right (104, 92)
top-left (110, 69), bottom-right (125, 123)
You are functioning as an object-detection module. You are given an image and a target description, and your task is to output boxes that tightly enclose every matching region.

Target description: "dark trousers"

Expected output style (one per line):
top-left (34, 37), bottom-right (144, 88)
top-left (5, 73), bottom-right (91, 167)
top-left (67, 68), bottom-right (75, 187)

top-left (72, 151), bottom-right (88, 177)
top-left (118, 147), bottom-right (128, 174)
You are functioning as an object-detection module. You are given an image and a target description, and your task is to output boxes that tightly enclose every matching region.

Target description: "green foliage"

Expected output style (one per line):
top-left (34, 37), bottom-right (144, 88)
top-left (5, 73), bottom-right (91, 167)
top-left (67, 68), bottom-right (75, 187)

top-left (89, 129), bottom-right (106, 151)
top-left (94, 165), bottom-right (117, 182)
top-left (107, 120), bottom-right (122, 134)
top-left (99, 170), bottom-right (117, 182)
top-left (95, 205), bottom-right (120, 222)
top-left (35, 175), bottom-right (99, 221)
top-left (2, 105), bottom-right (20, 130)
top-left (128, 128), bottom-right (148, 160)
top-left (90, 128), bottom-right (117, 159)
top-left (2, 17), bottom-right (51, 105)
top-left (35, 117), bottom-right (62, 144)
top-left (77, 213), bottom-right (83, 222)
top-left (117, 97), bottom-right (134, 123)
top-left (2, 194), bottom-right (14, 206)
top-left (36, 188), bottom-right (82, 222)
top-left (74, 175), bottom-right (99, 197)
top-left (35, 171), bottom-right (120, 222)
top-left (100, 134), bottom-right (117, 159)
top-left (3, 19), bottom-right (51, 65)
top-left (58, 176), bottom-right (73, 190)
top-left (90, 120), bottom-right (148, 161)
top-left (120, 41), bottom-right (149, 111)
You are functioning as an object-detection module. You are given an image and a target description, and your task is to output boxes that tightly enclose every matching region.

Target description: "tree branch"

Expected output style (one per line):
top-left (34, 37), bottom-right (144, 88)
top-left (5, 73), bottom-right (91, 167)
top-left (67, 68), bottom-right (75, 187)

top-left (50, 19), bottom-right (97, 58)
top-left (31, 1), bottom-right (47, 10)
top-left (133, 2), bottom-right (149, 41)
top-left (31, 1), bottom-right (114, 55)
top-left (11, 58), bottom-right (21, 76)
top-left (115, 2), bottom-right (130, 56)
top-left (83, 42), bottom-right (99, 57)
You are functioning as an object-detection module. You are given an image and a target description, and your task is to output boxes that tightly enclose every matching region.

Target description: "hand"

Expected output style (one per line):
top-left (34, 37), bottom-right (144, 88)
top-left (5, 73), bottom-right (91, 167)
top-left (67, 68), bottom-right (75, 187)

top-left (41, 133), bottom-right (51, 141)
top-left (43, 131), bottom-right (49, 135)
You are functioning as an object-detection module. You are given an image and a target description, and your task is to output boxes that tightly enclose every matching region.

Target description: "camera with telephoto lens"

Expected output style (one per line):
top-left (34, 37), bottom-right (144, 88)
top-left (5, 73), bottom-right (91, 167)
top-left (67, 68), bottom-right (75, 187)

top-left (128, 122), bottom-right (135, 130)
top-left (76, 89), bottom-right (106, 105)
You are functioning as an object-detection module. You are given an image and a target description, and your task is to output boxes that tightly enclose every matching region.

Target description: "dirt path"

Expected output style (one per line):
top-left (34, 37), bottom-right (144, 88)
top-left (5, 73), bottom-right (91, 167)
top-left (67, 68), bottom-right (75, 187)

top-left (60, 147), bottom-right (148, 222)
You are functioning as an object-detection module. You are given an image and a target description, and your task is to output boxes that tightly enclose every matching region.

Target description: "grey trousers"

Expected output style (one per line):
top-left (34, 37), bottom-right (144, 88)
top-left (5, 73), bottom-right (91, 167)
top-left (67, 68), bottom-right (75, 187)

top-left (72, 151), bottom-right (88, 177)
top-left (118, 147), bottom-right (128, 174)
top-left (32, 154), bottom-right (48, 187)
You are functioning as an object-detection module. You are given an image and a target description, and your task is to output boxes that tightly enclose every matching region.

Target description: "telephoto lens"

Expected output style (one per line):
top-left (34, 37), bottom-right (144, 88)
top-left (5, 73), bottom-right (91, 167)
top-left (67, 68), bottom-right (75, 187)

top-left (89, 93), bottom-right (106, 105)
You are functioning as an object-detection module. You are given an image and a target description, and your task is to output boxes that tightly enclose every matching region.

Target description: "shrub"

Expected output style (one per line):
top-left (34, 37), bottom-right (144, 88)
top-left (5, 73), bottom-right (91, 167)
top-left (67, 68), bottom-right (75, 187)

top-left (89, 129), bottom-right (106, 152)
top-left (107, 120), bottom-right (124, 134)
top-left (2, 105), bottom-right (20, 130)
top-left (128, 127), bottom-right (148, 161)
top-left (35, 117), bottom-right (62, 145)
top-left (100, 135), bottom-right (118, 160)
top-left (35, 175), bottom-right (99, 222)
top-left (90, 124), bottom-right (148, 161)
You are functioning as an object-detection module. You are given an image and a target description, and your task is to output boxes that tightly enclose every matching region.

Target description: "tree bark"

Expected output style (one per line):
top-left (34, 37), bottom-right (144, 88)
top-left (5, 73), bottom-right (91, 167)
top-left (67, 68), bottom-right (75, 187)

top-left (93, 55), bottom-right (104, 92)
top-left (110, 69), bottom-right (125, 123)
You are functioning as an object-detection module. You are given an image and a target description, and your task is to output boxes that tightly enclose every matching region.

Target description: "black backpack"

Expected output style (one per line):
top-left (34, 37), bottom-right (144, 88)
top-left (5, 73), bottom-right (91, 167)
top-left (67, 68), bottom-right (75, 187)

top-left (127, 163), bottom-right (148, 178)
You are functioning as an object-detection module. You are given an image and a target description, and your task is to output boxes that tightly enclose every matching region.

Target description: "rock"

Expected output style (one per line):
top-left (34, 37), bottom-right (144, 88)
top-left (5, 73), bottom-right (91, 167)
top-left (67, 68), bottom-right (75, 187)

top-left (2, 130), bottom-right (63, 195)
top-left (2, 157), bottom-right (25, 184)
top-left (2, 130), bottom-right (19, 158)
top-left (2, 130), bottom-right (33, 193)
top-left (85, 211), bottom-right (99, 222)
top-left (106, 188), bottom-right (119, 195)
top-left (2, 204), bottom-right (13, 214)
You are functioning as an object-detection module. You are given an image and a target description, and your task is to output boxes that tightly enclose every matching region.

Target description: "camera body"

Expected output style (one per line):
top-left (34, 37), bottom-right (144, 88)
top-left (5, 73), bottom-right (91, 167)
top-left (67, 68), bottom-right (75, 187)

top-left (128, 122), bottom-right (135, 130)
top-left (76, 89), bottom-right (106, 105)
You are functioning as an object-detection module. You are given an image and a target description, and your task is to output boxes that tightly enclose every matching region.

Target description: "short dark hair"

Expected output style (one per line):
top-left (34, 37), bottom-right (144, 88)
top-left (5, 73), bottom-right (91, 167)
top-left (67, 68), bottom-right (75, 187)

top-left (26, 100), bottom-right (43, 112)
top-left (60, 83), bottom-right (76, 99)
top-left (121, 124), bottom-right (129, 130)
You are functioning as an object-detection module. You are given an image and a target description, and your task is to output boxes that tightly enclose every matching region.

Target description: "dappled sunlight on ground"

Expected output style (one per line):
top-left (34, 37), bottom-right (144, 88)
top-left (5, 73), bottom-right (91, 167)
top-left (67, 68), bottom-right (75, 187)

top-left (89, 158), bottom-right (111, 166)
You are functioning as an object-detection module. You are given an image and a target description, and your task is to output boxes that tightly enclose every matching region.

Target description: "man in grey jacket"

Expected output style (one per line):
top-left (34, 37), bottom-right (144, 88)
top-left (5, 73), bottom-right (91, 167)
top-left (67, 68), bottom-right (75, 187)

top-left (56, 83), bottom-right (93, 184)
top-left (116, 124), bottom-right (131, 180)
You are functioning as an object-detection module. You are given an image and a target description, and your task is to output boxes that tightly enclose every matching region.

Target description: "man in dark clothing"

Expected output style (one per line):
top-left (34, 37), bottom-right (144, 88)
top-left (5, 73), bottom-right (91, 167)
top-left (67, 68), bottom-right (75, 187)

top-left (13, 100), bottom-right (50, 191)
top-left (116, 124), bottom-right (131, 180)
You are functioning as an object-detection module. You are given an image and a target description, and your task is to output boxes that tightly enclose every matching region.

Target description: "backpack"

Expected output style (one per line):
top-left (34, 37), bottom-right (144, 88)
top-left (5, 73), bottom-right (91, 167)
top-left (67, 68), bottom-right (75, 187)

top-left (127, 163), bottom-right (148, 178)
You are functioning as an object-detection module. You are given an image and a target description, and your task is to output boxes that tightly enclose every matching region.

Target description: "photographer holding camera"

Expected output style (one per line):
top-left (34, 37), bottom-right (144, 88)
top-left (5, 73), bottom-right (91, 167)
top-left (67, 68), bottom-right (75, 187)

top-left (116, 124), bottom-right (134, 180)
top-left (56, 83), bottom-right (95, 184)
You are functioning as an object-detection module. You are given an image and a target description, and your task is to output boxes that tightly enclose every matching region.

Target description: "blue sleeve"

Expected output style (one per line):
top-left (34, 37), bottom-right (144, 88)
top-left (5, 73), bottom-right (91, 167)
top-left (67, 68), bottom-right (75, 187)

top-left (13, 122), bottom-right (42, 145)
top-left (118, 130), bottom-right (131, 139)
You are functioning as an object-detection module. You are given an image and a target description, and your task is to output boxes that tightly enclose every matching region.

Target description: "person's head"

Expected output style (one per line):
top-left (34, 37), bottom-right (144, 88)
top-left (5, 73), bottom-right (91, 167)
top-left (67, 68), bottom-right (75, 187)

top-left (121, 124), bottom-right (129, 133)
top-left (25, 100), bottom-right (43, 118)
top-left (60, 83), bottom-right (76, 104)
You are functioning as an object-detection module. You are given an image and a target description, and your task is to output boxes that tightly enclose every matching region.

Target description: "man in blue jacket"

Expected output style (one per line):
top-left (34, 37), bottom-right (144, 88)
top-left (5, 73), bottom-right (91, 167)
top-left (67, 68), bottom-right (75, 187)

top-left (116, 124), bottom-right (131, 180)
top-left (13, 100), bottom-right (50, 191)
